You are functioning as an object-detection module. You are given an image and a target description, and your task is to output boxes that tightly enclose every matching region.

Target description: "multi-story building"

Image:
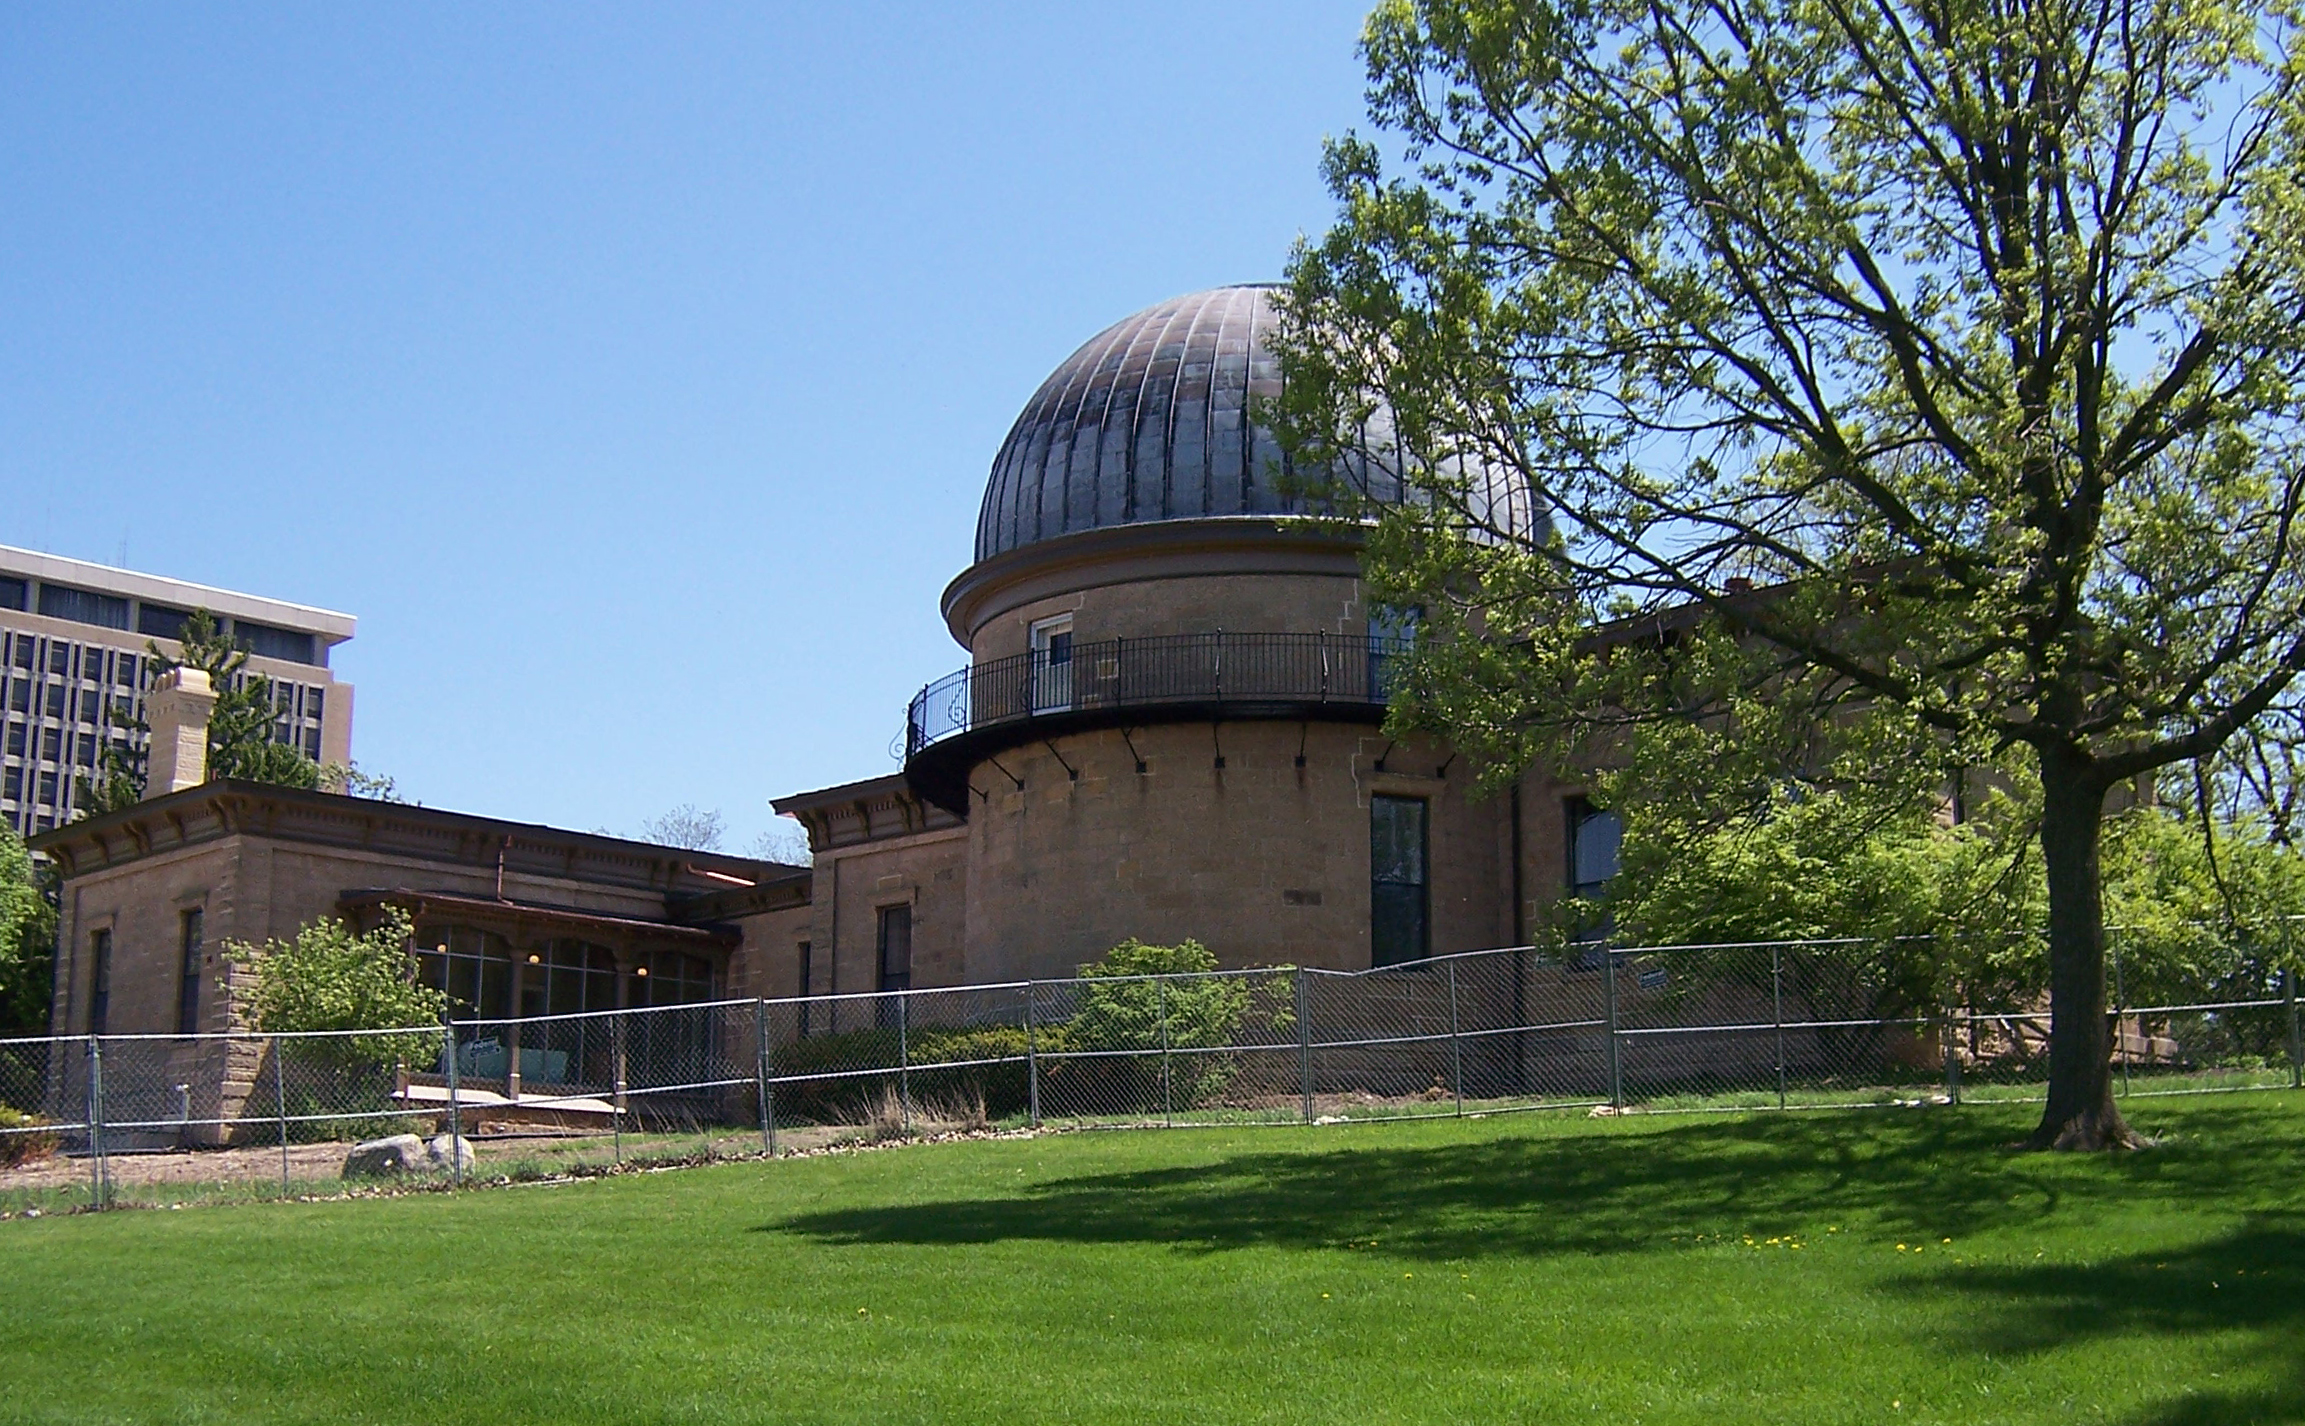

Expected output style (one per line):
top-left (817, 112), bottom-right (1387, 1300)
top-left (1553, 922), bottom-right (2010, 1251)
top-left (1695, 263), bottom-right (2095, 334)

top-left (0, 545), bottom-right (354, 834)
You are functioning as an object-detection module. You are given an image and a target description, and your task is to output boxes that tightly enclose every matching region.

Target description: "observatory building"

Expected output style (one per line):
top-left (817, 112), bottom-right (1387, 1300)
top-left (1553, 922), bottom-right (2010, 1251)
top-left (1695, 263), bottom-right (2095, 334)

top-left (771, 285), bottom-right (1610, 1000)
top-left (33, 285), bottom-right (1621, 1078)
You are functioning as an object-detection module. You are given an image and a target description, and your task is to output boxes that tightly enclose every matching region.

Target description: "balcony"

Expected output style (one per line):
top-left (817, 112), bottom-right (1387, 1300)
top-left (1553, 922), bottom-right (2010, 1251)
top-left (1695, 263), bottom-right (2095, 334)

top-left (901, 632), bottom-right (1406, 815)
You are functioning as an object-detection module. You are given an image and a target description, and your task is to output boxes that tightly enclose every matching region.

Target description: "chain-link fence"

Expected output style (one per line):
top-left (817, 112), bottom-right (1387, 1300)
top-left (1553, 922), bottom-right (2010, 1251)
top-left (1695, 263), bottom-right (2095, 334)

top-left (4, 935), bottom-right (2300, 1211)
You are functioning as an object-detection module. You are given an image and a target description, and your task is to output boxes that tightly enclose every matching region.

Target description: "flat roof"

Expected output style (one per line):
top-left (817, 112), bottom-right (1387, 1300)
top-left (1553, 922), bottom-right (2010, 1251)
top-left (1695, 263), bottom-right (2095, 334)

top-left (0, 544), bottom-right (356, 645)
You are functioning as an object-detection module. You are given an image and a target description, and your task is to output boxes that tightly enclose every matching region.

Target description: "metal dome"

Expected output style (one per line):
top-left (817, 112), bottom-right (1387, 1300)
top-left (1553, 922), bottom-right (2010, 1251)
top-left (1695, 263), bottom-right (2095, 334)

top-left (974, 285), bottom-right (1540, 563)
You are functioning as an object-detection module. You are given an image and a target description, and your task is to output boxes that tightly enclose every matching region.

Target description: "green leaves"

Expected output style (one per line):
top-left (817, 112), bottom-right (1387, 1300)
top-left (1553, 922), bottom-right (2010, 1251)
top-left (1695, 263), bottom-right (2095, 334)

top-left (226, 908), bottom-right (446, 1069)
top-left (76, 607), bottom-right (322, 813)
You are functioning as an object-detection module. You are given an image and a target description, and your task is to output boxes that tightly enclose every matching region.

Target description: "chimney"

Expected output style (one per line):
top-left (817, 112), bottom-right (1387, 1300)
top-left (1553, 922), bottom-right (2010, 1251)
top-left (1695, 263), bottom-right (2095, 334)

top-left (146, 668), bottom-right (218, 795)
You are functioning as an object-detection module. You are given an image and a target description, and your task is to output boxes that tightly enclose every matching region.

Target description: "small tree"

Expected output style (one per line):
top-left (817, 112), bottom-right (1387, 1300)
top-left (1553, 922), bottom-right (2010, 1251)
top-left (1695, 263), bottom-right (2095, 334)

top-left (227, 908), bottom-right (445, 1071)
top-left (639, 804), bottom-right (726, 851)
top-left (78, 609), bottom-right (322, 814)
top-left (0, 828), bottom-right (55, 1034)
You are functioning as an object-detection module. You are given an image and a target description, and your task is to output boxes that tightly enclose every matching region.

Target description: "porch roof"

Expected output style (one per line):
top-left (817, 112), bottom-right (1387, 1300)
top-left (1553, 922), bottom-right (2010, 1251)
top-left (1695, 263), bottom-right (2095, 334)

top-left (339, 888), bottom-right (741, 950)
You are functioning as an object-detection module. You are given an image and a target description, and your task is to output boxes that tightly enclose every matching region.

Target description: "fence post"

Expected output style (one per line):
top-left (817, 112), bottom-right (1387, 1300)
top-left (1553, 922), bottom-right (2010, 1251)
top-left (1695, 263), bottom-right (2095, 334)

top-left (2112, 937), bottom-right (2131, 1099)
top-left (1446, 958), bottom-right (1465, 1117)
top-left (1158, 975), bottom-right (1173, 1129)
top-left (444, 1011), bottom-right (464, 1187)
top-left (274, 1035), bottom-right (291, 1200)
top-left (755, 998), bottom-right (775, 1158)
top-left (609, 1010), bottom-right (625, 1167)
top-left (898, 992), bottom-right (912, 1139)
top-left (1025, 984), bottom-right (1042, 1129)
top-left (1296, 967), bottom-right (1312, 1124)
top-left (1771, 945), bottom-right (1787, 1112)
top-left (1604, 948), bottom-right (1624, 1109)
top-left (2287, 967), bottom-right (2301, 1092)
top-left (1944, 1005), bottom-right (1963, 1106)
top-left (84, 1036), bottom-right (105, 1210)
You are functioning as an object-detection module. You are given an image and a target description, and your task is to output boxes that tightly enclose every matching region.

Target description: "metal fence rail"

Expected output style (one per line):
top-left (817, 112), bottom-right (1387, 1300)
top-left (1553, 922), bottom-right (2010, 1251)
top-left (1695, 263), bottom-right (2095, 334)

top-left (905, 631), bottom-right (1408, 759)
top-left (4, 936), bottom-right (2300, 1209)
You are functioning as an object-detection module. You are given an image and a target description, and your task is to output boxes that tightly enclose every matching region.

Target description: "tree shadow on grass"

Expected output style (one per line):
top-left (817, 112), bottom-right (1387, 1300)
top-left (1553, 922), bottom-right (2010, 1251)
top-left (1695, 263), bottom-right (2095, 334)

top-left (1909, 1216), bottom-right (2305, 1425)
top-left (764, 1101), bottom-right (2305, 1263)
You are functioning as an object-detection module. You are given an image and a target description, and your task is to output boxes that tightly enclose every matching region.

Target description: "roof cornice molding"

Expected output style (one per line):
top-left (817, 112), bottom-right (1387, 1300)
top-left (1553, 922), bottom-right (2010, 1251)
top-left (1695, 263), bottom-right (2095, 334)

top-left (30, 780), bottom-right (780, 895)
top-left (938, 515), bottom-right (1368, 646)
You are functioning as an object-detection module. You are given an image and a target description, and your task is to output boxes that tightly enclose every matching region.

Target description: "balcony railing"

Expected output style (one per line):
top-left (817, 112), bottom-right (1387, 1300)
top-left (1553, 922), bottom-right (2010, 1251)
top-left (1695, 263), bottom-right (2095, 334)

top-left (904, 632), bottom-right (1409, 761)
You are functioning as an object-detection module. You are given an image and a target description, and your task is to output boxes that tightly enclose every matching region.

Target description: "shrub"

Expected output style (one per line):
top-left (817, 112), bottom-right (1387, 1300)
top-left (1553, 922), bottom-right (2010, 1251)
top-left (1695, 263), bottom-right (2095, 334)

top-left (1056, 939), bottom-right (1256, 1112)
top-left (228, 908), bottom-right (446, 1071)
top-left (0, 1105), bottom-right (58, 1168)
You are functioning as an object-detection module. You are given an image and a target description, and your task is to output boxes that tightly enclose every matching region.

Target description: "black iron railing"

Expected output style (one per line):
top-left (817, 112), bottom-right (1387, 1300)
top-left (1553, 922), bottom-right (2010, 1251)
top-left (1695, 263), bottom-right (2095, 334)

top-left (904, 632), bottom-right (1409, 760)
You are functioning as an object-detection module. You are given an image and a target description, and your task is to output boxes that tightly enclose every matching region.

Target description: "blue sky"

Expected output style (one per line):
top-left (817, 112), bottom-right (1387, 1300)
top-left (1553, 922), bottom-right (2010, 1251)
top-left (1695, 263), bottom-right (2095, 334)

top-left (0, 3), bottom-right (1371, 852)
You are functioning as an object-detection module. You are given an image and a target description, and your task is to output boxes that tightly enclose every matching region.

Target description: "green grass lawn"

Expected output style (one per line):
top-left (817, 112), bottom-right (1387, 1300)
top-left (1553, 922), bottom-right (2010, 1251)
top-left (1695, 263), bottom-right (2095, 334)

top-left (3, 1093), bottom-right (2302, 1425)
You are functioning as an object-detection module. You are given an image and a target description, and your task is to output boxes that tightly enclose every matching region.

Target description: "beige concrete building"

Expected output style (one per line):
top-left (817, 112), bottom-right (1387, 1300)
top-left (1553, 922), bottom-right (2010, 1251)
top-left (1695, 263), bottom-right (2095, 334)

top-left (1, 545), bottom-right (354, 835)
top-left (771, 285), bottom-right (1610, 996)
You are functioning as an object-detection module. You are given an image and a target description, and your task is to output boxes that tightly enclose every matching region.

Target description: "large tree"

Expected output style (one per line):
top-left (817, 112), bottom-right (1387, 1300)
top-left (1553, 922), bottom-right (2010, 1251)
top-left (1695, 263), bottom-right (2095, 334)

top-left (1277, 0), bottom-right (2305, 1147)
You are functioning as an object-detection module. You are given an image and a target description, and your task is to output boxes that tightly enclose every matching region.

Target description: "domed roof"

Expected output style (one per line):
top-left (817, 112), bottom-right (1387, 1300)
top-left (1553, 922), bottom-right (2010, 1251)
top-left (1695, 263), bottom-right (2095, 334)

top-left (975, 286), bottom-right (1307, 562)
top-left (979, 285), bottom-right (1552, 566)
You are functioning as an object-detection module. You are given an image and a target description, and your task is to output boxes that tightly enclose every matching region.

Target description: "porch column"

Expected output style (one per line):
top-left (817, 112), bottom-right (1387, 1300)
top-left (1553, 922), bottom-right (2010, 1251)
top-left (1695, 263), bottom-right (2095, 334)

top-left (506, 949), bottom-right (529, 1102)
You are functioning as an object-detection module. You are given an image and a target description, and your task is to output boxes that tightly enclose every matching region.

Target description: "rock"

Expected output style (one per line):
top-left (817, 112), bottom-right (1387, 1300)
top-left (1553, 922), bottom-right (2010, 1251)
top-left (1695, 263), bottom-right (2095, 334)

top-left (341, 1133), bottom-right (430, 1179)
top-left (425, 1134), bottom-right (475, 1174)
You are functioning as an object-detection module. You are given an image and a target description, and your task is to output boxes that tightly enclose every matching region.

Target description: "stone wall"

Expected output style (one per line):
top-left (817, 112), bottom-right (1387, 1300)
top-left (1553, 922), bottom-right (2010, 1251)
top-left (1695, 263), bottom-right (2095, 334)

top-left (959, 720), bottom-right (1514, 981)
top-left (972, 572), bottom-right (1367, 662)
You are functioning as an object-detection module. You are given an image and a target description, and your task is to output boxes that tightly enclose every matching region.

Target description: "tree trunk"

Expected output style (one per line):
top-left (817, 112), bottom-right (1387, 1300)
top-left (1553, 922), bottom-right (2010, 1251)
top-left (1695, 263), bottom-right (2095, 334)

top-left (2029, 748), bottom-right (2144, 1150)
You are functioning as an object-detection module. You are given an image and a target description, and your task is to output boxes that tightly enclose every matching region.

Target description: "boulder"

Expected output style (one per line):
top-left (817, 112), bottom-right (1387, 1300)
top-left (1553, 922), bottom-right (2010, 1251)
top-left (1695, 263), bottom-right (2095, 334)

top-left (425, 1134), bottom-right (476, 1174)
top-left (342, 1134), bottom-right (430, 1179)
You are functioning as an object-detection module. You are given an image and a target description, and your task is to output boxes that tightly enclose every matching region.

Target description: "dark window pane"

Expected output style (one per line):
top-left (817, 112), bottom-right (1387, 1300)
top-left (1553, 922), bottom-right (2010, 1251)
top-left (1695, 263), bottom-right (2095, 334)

top-left (0, 577), bottom-right (24, 611)
top-left (179, 908), bottom-right (204, 1035)
top-left (877, 905), bottom-right (912, 992)
top-left (89, 929), bottom-right (112, 1035)
top-left (37, 584), bottom-right (129, 630)
top-left (137, 603), bottom-right (194, 640)
top-left (233, 621), bottom-right (317, 665)
top-left (1369, 795), bottom-right (1429, 965)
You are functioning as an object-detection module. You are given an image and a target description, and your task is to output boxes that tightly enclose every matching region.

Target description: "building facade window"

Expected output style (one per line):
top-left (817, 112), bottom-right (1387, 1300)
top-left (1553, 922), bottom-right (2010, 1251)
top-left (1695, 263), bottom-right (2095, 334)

top-left (1370, 794), bottom-right (1430, 966)
top-left (1028, 616), bottom-right (1073, 713)
top-left (1366, 606), bottom-right (1419, 699)
top-left (89, 928), bottom-right (112, 1035)
top-left (37, 584), bottom-right (129, 630)
top-left (178, 908), bottom-right (204, 1035)
top-left (877, 905), bottom-right (913, 993)
top-left (1566, 796), bottom-right (1623, 951)
top-left (414, 925), bottom-right (516, 1019)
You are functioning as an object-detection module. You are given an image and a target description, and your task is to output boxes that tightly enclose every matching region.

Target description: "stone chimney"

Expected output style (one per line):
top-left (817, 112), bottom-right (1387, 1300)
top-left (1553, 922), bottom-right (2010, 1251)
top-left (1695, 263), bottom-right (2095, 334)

top-left (146, 668), bottom-right (218, 795)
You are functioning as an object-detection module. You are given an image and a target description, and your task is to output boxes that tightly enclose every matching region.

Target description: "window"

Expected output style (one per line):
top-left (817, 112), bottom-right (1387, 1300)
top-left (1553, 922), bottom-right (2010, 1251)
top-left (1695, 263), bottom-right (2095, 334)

top-left (137, 603), bottom-right (193, 641)
top-left (89, 928), bottom-right (112, 1035)
top-left (877, 905), bottom-right (913, 993)
top-left (36, 585), bottom-right (128, 630)
top-left (178, 909), bottom-right (204, 1035)
top-left (1028, 616), bottom-right (1073, 713)
top-left (1370, 795), bottom-right (1430, 966)
top-left (1366, 606), bottom-right (1419, 699)
top-left (414, 926), bottom-right (516, 1019)
top-left (797, 941), bottom-right (814, 1035)
top-left (0, 577), bottom-right (23, 611)
top-left (630, 950), bottom-right (716, 1006)
top-left (1566, 797), bottom-right (1623, 951)
top-left (233, 621), bottom-right (318, 666)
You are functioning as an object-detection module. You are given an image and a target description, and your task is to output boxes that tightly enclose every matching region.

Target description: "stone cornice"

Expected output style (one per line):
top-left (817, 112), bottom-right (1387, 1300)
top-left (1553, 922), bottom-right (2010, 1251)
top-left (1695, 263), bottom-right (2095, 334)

top-left (937, 516), bottom-right (1368, 647)
top-left (30, 780), bottom-right (781, 896)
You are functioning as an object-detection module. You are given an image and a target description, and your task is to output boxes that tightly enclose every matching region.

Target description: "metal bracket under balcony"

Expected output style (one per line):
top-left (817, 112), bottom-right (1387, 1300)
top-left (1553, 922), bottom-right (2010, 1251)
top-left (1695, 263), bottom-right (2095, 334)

top-left (901, 632), bottom-right (1406, 816)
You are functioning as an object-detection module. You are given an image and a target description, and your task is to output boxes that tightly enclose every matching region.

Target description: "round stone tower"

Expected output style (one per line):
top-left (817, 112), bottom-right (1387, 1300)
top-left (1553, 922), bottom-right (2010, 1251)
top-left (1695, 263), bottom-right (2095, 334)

top-left (904, 285), bottom-right (1536, 979)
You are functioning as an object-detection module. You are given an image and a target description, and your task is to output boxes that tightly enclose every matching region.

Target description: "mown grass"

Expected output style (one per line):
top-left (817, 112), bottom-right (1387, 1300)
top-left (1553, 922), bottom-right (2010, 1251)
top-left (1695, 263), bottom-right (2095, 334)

top-left (2, 1092), bottom-right (2301, 1424)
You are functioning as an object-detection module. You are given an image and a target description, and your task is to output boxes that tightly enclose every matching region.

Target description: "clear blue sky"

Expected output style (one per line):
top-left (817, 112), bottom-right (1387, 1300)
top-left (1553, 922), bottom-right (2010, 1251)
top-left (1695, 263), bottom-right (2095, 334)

top-left (0, 3), bottom-right (1372, 852)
